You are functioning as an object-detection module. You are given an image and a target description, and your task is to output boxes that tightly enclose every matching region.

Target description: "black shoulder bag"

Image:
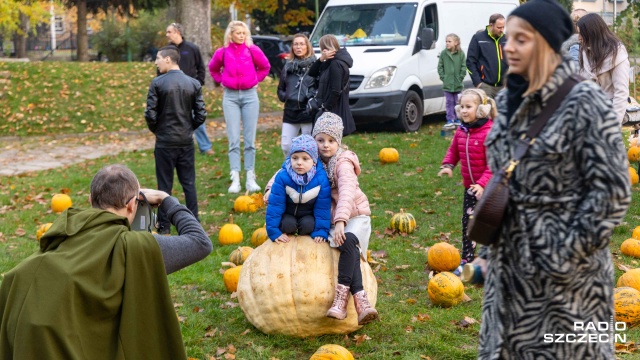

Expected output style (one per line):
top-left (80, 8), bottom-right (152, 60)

top-left (467, 75), bottom-right (582, 246)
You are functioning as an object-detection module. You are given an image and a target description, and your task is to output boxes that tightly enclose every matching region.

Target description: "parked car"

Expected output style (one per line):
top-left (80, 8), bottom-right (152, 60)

top-left (252, 35), bottom-right (292, 78)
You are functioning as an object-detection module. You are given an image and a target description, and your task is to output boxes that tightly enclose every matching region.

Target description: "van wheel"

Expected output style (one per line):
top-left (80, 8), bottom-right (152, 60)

top-left (396, 90), bottom-right (423, 132)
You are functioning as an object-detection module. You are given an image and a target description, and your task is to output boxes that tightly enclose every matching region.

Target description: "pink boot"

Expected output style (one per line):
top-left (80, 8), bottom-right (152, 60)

top-left (326, 284), bottom-right (350, 320)
top-left (353, 290), bottom-right (378, 325)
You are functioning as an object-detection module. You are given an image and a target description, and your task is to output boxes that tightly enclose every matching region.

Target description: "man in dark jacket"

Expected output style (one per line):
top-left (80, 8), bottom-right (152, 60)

top-left (466, 14), bottom-right (508, 99)
top-left (145, 46), bottom-right (207, 234)
top-left (165, 23), bottom-right (213, 155)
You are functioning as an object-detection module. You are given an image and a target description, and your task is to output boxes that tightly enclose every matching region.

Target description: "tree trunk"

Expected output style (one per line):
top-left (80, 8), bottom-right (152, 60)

top-left (76, 0), bottom-right (89, 62)
top-left (175, 0), bottom-right (213, 89)
top-left (15, 12), bottom-right (29, 58)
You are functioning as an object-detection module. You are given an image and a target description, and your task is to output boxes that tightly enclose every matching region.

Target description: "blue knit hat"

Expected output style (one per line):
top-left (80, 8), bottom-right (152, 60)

top-left (289, 134), bottom-right (318, 163)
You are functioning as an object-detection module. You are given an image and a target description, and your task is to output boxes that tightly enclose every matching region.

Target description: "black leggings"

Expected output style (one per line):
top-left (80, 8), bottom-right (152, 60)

top-left (337, 232), bottom-right (363, 294)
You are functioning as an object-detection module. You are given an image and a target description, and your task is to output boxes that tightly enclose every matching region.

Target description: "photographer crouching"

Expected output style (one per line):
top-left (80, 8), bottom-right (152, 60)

top-left (0, 164), bottom-right (211, 360)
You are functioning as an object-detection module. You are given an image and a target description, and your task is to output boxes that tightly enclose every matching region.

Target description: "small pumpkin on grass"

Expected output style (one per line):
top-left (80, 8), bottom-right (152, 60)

top-left (218, 214), bottom-right (243, 245)
top-left (229, 246), bottom-right (253, 265)
top-left (427, 242), bottom-right (461, 272)
top-left (36, 223), bottom-right (53, 241)
top-left (309, 344), bottom-right (354, 360)
top-left (251, 225), bottom-right (269, 247)
top-left (617, 269), bottom-right (640, 292)
top-left (389, 209), bottom-right (416, 234)
top-left (614, 287), bottom-right (640, 325)
top-left (621, 238), bottom-right (640, 258)
top-left (379, 147), bottom-right (399, 164)
top-left (233, 192), bottom-right (258, 213)
top-left (51, 194), bottom-right (72, 213)
top-left (629, 147), bottom-right (640, 163)
top-left (251, 192), bottom-right (265, 209)
top-left (630, 168), bottom-right (639, 185)
top-left (428, 271), bottom-right (465, 308)
top-left (632, 226), bottom-right (640, 240)
top-left (222, 263), bottom-right (242, 292)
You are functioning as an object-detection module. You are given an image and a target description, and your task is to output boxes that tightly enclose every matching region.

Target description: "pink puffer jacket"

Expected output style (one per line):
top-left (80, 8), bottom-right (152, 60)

top-left (208, 42), bottom-right (270, 90)
top-left (332, 150), bottom-right (371, 224)
top-left (441, 120), bottom-right (493, 188)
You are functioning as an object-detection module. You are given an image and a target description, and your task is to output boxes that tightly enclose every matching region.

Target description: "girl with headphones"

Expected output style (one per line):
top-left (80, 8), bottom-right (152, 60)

top-left (437, 88), bottom-right (497, 270)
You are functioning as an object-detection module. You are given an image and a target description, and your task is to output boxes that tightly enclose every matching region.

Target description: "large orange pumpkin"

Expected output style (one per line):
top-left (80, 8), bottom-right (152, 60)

top-left (427, 242), bottom-right (461, 272)
top-left (309, 344), bottom-right (354, 360)
top-left (617, 269), bottom-right (640, 292)
top-left (428, 271), bottom-right (465, 308)
top-left (219, 215), bottom-right (243, 245)
top-left (237, 236), bottom-right (377, 337)
top-left (614, 287), bottom-right (640, 325)
top-left (621, 238), bottom-right (640, 258)
top-left (51, 194), bottom-right (72, 213)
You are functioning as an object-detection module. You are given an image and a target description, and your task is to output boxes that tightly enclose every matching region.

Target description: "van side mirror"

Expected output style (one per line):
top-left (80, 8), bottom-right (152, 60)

top-left (420, 28), bottom-right (435, 50)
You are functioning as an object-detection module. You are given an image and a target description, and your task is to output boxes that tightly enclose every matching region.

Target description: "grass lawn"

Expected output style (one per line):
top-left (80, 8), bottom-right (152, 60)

top-left (1, 62), bottom-right (640, 359)
top-left (0, 61), bottom-right (282, 137)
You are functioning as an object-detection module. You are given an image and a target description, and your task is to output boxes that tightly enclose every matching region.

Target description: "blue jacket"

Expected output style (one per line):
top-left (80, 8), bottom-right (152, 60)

top-left (265, 163), bottom-right (332, 241)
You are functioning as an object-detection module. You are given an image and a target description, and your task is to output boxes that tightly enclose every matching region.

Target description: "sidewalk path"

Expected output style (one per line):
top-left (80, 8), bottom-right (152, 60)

top-left (0, 112), bottom-right (283, 177)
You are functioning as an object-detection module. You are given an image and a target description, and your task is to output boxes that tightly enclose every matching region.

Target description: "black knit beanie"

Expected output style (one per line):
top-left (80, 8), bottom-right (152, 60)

top-left (509, 0), bottom-right (573, 53)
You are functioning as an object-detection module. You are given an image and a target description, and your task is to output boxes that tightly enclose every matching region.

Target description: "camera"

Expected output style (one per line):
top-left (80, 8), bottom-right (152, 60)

top-left (131, 192), bottom-right (157, 232)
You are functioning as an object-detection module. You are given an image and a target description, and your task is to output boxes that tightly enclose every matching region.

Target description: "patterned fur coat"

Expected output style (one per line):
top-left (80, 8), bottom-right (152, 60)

top-left (478, 60), bottom-right (631, 359)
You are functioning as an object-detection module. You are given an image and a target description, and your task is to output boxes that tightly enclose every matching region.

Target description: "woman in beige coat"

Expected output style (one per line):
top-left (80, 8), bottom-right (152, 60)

top-left (577, 13), bottom-right (630, 124)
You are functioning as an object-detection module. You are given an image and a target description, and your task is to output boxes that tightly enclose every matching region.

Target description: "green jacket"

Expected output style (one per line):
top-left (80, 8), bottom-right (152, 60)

top-left (437, 48), bottom-right (467, 92)
top-left (0, 208), bottom-right (187, 360)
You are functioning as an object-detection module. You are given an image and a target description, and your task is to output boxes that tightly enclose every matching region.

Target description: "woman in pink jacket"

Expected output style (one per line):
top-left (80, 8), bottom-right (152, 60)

top-left (311, 112), bottom-right (378, 326)
top-left (438, 88), bottom-right (494, 268)
top-left (208, 21), bottom-right (270, 194)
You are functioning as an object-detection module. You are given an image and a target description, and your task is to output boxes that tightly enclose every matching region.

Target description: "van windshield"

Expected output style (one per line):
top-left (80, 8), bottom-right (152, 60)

top-left (311, 3), bottom-right (417, 47)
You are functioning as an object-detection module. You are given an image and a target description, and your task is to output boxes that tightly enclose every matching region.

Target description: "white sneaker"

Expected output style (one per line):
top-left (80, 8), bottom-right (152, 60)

top-left (228, 171), bottom-right (241, 193)
top-left (246, 170), bottom-right (261, 193)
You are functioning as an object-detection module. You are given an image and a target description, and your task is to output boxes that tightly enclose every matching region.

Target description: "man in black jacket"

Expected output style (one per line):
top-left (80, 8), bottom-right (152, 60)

top-left (165, 23), bottom-right (213, 155)
top-left (466, 14), bottom-right (508, 99)
top-left (145, 46), bottom-right (207, 234)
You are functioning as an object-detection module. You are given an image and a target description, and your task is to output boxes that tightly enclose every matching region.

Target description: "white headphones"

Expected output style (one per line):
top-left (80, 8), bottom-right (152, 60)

top-left (454, 89), bottom-right (492, 119)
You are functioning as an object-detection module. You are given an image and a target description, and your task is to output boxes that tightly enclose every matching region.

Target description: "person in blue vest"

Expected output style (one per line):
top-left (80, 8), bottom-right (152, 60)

top-left (265, 134), bottom-right (332, 244)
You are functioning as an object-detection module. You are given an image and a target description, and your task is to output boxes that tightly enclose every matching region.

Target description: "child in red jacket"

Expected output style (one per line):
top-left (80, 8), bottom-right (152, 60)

top-left (437, 88), bottom-right (496, 267)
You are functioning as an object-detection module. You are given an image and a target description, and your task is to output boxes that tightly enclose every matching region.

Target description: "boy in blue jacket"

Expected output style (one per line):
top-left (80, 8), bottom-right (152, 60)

top-left (266, 134), bottom-right (332, 243)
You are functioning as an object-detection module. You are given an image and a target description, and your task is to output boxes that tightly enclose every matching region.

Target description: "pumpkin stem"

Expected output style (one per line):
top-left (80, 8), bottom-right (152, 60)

top-left (221, 261), bottom-right (237, 268)
top-left (229, 214), bottom-right (234, 224)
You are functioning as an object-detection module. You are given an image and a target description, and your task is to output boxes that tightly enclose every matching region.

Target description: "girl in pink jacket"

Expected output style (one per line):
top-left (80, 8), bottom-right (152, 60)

top-left (208, 21), bottom-right (271, 194)
top-left (311, 112), bottom-right (378, 326)
top-left (437, 88), bottom-right (495, 267)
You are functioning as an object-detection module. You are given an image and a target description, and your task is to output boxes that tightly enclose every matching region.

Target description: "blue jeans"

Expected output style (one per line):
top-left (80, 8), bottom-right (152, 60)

top-left (223, 87), bottom-right (259, 172)
top-left (194, 123), bottom-right (212, 153)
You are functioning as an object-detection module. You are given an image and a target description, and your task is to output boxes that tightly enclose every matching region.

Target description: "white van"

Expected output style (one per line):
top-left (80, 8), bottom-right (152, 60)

top-left (309, 0), bottom-right (519, 131)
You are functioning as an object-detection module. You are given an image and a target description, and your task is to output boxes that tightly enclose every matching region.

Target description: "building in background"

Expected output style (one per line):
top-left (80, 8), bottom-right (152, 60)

top-left (573, 0), bottom-right (628, 24)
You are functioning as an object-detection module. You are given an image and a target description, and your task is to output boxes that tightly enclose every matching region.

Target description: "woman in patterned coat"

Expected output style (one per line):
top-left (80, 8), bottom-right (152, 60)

top-left (472, 0), bottom-right (632, 358)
